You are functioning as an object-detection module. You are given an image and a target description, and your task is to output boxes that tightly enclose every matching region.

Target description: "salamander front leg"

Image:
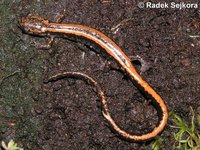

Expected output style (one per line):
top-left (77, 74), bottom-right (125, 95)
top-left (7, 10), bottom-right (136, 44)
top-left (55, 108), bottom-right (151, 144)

top-left (31, 35), bottom-right (55, 50)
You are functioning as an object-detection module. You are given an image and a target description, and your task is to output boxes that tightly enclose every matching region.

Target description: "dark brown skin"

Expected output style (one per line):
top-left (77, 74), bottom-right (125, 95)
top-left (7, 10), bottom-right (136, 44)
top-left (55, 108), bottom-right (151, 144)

top-left (19, 15), bottom-right (168, 141)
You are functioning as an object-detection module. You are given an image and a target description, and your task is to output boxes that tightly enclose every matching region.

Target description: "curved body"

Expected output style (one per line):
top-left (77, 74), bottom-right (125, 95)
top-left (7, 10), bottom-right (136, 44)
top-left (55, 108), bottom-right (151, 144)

top-left (19, 15), bottom-right (168, 141)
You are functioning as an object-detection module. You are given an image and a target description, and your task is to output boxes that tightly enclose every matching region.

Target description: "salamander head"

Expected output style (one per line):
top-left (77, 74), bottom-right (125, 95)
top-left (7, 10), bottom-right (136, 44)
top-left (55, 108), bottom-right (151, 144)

top-left (19, 15), bottom-right (49, 36)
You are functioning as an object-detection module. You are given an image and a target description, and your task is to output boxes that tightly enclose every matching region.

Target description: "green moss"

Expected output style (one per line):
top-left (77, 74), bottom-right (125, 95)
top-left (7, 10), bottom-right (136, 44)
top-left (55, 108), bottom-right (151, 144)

top-left (2, 139), bottom-right (23, 150)
top-left (169, 108), bottom-right (200, 150)
top-left (150, 108), bottom-right (200, 150)
top-left (151, 137), bottom-right (163, 150)
top-left (0, 1), bottom-right (47, 149)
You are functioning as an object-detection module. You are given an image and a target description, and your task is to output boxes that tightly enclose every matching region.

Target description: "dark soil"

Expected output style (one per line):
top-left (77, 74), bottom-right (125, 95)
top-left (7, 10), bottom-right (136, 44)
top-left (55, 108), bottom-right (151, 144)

top-left (1, 0), bottom-right (200, 150)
